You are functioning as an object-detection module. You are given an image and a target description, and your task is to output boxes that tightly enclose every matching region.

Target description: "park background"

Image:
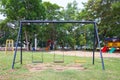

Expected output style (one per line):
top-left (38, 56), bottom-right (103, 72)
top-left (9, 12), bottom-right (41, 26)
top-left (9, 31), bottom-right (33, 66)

top-left (0, 0), bottom-right (120, 80)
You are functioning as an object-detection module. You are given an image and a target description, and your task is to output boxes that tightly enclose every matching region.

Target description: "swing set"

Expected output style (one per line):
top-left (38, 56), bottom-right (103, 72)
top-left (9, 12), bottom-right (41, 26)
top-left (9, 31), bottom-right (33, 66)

top-left (53, 44), bottom-right (64, 63)
top-left (12, 20), bottom-right (105, 70)
top-left (31, 47), bottom-right (43, 63)
top-left (31, 41), bottom-right (65, 63)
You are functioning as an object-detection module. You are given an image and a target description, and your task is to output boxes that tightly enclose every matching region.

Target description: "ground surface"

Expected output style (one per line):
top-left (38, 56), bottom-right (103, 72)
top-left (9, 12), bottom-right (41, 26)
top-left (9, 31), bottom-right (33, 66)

top-left (27, 51), bottom-right (120, 72)
top-left (27, 63), bottom-right (86, 72)
top-left (49, 50), bottom-right (120, 58)
top-left (0, 51), bottom-right (120, 80)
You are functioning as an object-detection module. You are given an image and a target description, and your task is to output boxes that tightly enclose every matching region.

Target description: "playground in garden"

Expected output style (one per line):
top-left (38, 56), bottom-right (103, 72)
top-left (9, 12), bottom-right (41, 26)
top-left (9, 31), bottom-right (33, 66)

top-left (2, 36), bottom-right (120, 73)
top-left (1, 50), bottom-right (120, 80)
top-left (8, 20), bottom-right (105, 70)
top-left (2, 37), bottom-right (120, 72)
top-left (2, 20), bottom-right (120, 71)
top-left (1, 20), bottom-right (120, 70)
top-left (1, 20), bottom-right (120, 80)
top-left (1, 39), bottom-right (120, 80)
top-left (0, 0), bottom-right (119, 79)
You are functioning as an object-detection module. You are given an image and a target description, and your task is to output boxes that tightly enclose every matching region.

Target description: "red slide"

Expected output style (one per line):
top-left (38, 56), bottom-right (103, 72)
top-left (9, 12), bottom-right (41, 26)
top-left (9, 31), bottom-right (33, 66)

top-left (101, 46), bottom-right (108, 53)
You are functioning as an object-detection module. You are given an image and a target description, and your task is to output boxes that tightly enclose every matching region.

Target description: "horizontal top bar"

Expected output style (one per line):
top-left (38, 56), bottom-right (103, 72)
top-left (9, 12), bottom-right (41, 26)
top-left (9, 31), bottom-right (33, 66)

top-left (20, 20), bottom-right (96, 24)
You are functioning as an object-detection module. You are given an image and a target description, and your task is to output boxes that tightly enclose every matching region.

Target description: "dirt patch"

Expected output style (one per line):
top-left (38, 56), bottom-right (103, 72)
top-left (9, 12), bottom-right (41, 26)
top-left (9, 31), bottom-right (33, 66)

top-left (26, 63), bottom-right (86, 72)
top-left (0, 75), bottom-right (9, 80)
top-left (66, 63), bottom-right (86, 70)
top-left (27, 63), bottom-right (50, 72)
top-left (0, 76), bottom-right (4, 80)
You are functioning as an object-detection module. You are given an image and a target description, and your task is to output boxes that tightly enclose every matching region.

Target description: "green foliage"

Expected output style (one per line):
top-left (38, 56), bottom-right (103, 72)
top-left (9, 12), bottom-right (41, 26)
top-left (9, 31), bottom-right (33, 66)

top-left (43, 2), bottom-right (62, 20)
top-left (82, 0), bottom-right (120, 38)
top-left (0, 19), bottom-right (17, 45)
top-left (110, 2), bottom-right (120, 37)
top-left (0, 0), bottom-right (46, 49)
top-left (64, 0), bottom-right (79, 20)
top-left (79, 34), bottom-right (86, 46)
top-left (1, 0), bottom-right (119, 49)
top-left (1, 0), bottom-right (45, 20)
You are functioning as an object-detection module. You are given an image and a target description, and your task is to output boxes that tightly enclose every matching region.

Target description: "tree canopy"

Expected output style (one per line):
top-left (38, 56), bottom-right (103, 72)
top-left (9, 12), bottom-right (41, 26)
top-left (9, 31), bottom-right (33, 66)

top-left (81, 0), bottom-right (120, 38)
top-left (0, 0), bottom-right (120, 50)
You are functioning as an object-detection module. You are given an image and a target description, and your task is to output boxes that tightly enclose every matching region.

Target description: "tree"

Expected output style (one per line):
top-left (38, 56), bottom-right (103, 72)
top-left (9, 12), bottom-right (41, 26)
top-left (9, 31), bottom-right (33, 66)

top-left (42, 2), bottom-right (63, 46)
top-left (0, 18), bottom-right (18, 46)
top-left (0, 0), bottom-right (46, 50)
top-left (109, 2), bottom-right (120, 37)
top-left (64, 0), bottom-right (79, 20)
top-left (43, 2), bottom-right (62, 20)
top-left (1, 0), bottom-right (45, 20)
top-left (60, 0), bottom-right (80, 49)
top-left (81, 0), bottom-right (120, 38)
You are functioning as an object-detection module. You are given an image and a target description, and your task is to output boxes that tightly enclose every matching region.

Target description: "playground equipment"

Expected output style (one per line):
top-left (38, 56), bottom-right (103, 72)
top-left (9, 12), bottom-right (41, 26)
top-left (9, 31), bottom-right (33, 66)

top-left (101, 46), bottom-right (108, 53)
top-left (5, 39), bottom-right (14, 54)
top-left (104, 38), bottom-right (120, 53)
top-left (12, 20), bottom-right (105, 70)
top-left (31, 35), bottom-right (44, 63)
top-left (32, 47), bottom-right (43, 63)
top-left (108, 47), bottom-right (116, 54)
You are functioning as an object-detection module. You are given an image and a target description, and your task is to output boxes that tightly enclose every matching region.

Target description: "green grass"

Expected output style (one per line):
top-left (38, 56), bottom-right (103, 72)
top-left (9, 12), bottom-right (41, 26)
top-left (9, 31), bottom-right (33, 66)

top-left (0, 51), bottom-right (120, 80)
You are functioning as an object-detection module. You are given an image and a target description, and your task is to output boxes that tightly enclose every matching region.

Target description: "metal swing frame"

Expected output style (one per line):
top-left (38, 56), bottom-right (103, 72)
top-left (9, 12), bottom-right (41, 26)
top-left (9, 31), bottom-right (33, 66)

top-left (12, 20), bottom-right (105, 70)
top-left (31, 33), bottom-right (44, 63)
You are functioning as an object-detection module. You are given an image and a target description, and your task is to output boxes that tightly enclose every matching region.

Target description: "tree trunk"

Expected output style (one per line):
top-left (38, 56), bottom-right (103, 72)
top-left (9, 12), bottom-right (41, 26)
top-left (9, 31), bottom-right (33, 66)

top-left (24, 30), bottom-right (29, 51)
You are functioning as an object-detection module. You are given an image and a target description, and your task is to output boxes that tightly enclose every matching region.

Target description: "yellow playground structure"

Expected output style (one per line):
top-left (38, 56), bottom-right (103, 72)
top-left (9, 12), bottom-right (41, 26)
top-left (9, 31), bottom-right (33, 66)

top-left (5, 39), bottom-right (14, 54)
top-left (105, 38), bottom-right (120, 49)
